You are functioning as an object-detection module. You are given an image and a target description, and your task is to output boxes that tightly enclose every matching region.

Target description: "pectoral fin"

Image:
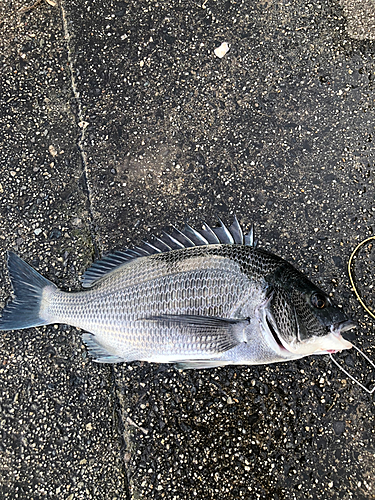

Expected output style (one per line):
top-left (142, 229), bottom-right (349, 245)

top-left (140, 314), bottom-right (249, 353)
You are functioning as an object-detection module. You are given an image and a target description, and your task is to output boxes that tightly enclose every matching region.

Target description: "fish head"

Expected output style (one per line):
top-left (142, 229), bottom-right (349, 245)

top-left (264, 264), bottom-right (355, 356)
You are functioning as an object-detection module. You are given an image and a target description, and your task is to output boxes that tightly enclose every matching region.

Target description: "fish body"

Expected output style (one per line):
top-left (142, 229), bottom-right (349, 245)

top-left (0, 217), bottom-right (354, 368)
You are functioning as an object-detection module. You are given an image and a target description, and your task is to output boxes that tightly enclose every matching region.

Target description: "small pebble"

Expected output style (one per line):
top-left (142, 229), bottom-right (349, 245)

top-left (49, 145), bottom-right (58, 157)
top-left (214, 42), bottom-right (229, 58)
top-left (333, 421), bottom-right (345, 435)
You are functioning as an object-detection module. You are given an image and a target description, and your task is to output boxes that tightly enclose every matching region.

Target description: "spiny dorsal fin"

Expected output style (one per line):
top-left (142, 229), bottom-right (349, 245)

top-left (80, 216), bottom-right (257, 288)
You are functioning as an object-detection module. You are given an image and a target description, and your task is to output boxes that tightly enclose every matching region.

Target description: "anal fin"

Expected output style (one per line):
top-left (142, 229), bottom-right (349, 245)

top-left (82, 334), bottom-right (125, 363)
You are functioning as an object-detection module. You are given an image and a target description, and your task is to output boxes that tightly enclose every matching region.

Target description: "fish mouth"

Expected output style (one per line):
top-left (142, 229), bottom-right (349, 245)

top-left (321, 319), bottom-right (356, 354)
top-left (331, 319), bottom-right (356, 335)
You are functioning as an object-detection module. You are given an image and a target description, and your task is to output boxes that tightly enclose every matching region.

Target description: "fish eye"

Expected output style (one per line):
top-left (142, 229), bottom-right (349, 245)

top-left (311, 293), bottom-right (326, 309)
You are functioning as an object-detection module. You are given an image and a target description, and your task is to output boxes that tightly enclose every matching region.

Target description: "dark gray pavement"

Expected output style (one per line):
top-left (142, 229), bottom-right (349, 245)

top-left (1, 0), bottom-right (374, 499)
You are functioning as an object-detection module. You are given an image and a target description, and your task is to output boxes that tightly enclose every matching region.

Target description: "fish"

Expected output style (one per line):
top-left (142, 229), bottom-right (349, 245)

top-left (0, 216), bottom-right (355, 369)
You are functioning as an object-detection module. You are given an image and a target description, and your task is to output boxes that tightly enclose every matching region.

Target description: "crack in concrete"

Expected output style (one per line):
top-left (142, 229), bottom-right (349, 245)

top-left (59, 0), bottom-right (100, 260)
top-left (111, 367), bottom-right (134, 500)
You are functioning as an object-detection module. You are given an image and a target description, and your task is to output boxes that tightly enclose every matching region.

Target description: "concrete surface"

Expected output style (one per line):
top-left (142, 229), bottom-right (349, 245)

top-left (339, 0), bottom-right (375, 40)
top-left (0, 0), bottom-right (374, 499)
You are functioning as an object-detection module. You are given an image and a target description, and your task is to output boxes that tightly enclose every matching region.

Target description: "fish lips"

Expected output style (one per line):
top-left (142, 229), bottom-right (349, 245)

top-left (324, 319), bottom-right (356, 353)
top-left (331, 319), bottom-right (356, 334)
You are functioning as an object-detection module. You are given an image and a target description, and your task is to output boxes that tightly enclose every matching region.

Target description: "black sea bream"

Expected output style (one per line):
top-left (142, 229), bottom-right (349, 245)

top-left (0, 217), bottom-right (354, 369)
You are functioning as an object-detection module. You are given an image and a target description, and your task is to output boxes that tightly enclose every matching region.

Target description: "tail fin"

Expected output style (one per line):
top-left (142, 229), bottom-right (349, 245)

top-left (0, 252), bottom-right (57, 331)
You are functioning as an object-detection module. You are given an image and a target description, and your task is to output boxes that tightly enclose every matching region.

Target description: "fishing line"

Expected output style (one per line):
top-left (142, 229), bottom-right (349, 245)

top-left (348, 236), bottom-right (375, 320)
top-left (330, 347), bottom-right (375, 394)
top-left (330, 236), bottom-right (375, 393)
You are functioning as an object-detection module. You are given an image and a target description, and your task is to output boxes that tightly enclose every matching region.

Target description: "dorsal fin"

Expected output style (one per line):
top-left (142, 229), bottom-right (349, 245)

top-left (81, 216), bottom-right (257, 288)
top-left (213, 217), bottom-right (235, 244)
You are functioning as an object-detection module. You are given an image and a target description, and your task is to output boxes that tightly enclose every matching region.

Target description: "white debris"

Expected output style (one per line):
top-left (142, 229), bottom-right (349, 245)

top-left (48, 145), bottom-right (58, 157)
top-left (214, 42), bottom-right (230, 58)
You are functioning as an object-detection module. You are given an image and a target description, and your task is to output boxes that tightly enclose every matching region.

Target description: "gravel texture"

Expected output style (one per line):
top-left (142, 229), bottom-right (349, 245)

top-left (339, 0), bottom-right (375, 40)
top-left (1, 0), bottom-right (374, 499)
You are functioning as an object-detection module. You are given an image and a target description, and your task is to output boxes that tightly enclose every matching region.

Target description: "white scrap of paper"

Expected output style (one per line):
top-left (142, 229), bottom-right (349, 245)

top-left (214, 42), bottom-right (230, 58)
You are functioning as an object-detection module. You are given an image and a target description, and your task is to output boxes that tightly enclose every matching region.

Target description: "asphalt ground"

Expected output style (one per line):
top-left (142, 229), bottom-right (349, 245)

top-left (0, 1), bottom-right (374, 499)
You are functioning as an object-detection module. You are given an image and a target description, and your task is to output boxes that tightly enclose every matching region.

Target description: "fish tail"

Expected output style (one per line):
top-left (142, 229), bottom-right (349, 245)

top-left (0, 252), bottom-right (57, 331)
